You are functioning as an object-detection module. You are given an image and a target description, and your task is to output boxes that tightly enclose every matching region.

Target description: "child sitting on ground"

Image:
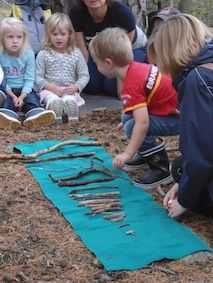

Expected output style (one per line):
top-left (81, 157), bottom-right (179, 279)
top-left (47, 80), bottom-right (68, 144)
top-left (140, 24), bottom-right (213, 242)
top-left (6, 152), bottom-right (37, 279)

top-left (0, 17), bottom-right (56, 130)
top-left (36, 13), bottom-right (90, 123)
top-left (89, 27), bottom-right (179, 189)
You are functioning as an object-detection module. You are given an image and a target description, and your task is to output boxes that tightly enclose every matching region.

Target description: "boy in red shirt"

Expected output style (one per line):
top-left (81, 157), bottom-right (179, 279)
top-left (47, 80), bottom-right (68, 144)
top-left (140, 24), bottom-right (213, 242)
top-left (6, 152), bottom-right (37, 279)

top-left (89, 27), bottom-right (179, 189)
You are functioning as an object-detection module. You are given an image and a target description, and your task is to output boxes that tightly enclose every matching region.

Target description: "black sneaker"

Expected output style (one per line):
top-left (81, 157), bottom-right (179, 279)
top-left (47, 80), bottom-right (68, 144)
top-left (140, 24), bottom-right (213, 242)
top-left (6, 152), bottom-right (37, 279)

top-left (123, 152), bottom-right (147, 171)
top-left (134, 168), bottom-right (173, 189)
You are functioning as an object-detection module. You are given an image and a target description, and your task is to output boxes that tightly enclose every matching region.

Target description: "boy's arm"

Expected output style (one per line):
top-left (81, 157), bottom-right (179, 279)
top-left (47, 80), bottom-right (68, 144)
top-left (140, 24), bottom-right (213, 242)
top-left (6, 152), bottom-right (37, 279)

top-left (113, 107), bottom-right (149, 169)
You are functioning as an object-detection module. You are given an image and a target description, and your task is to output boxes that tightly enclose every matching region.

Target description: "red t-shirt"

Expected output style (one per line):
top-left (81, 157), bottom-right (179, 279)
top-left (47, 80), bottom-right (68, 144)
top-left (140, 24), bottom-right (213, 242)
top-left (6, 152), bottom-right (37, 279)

top-left (121, 62), bottom-right (179, 116)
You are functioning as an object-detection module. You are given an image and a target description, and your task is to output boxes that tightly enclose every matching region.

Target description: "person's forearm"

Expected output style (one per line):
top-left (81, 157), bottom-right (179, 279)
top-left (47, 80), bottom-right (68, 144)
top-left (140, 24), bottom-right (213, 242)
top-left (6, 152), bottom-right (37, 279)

top-left (44, 82), bottom-right (57, 92)
top-left (7, 89), bottom-right (17, 99)
top-left (20, 92), bottom-right (27, 100)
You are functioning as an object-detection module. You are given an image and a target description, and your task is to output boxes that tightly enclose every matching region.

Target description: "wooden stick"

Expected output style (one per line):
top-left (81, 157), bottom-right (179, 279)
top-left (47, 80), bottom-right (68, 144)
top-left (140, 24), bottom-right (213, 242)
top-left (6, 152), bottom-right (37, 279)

top-left (91, 206), bottom-right (122, 215)
top-left (103, 213), bottom-right (125, 221)
top-left (70, 192), bottom-right (120, 200)
top-left (58, 177), bottom-right (115, 187)
top-left (69, 185), bottom-right (119, 194)
top-left (50, 167), bottom-right (116, 183)
top-left (78, 199), bottom-right (119, 206)
top-left (84, 200), bottom-right (121, 208)
top-left (24, 152), bottom-right (95, 163)
top-left (25, 140), bottom-right (101, 159)
top-left (0, 140), bottom-right (100, 161)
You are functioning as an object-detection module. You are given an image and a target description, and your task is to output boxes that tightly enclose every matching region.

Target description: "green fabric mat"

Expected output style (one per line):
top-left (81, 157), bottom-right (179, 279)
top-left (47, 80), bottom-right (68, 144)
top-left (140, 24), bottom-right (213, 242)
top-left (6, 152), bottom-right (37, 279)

top-left (15, 138), bottom-right (211, 271)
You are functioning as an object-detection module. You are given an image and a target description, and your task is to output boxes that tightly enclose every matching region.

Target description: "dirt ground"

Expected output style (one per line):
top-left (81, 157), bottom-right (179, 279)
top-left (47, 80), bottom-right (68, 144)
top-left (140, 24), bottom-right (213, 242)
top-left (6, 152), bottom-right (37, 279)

top-left (0, 108), bottom-right (212, 283)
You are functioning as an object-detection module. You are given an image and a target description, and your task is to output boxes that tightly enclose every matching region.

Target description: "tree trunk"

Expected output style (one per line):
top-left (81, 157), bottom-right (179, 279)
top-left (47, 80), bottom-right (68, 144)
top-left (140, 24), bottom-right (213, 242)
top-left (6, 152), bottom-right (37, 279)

top-left (123, 0), bottom-right (148, 31)
top-left (178, 0), bottom-right (191, 13)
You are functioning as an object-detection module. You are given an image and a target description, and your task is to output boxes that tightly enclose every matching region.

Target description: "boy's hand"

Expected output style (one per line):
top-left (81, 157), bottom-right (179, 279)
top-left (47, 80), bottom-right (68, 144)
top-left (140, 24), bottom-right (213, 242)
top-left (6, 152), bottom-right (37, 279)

top-left (113, 152), bottom-right (131, 169)
top-left (116, 122), bottom-right (124, 131)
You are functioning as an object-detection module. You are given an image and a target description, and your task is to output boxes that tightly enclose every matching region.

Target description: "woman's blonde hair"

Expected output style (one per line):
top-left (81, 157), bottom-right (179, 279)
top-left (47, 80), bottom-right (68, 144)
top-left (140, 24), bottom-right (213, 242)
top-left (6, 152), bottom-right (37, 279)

top-left (89, 27), bottom-right (133, 66)
top-left (42, 12), bottom-right (75, 52)
top-left (155, 14), bottom-right (213, 78)
top-left (0, 17), bottom-right (30, 54)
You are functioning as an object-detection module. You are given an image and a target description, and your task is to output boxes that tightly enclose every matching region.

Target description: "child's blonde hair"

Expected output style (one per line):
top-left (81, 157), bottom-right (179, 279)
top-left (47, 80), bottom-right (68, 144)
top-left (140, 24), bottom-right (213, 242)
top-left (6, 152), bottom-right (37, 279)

top-left (42, 12), bottom-right (75, 52)
top-left (89, 27), bottom-right (133, 66)
top-left (155, 14), bottom-right (213, 78)
top-left (0, 17), bottom-right (30, 54)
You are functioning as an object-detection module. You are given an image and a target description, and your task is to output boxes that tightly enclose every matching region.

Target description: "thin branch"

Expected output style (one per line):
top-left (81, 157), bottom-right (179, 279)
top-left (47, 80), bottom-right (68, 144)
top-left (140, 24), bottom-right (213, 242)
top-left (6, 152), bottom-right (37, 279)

top-left (68, 185), bottom-right (119, 194)
top-left (59, 177), bottom-right (115, 187)
top-left (78, 199), bottom-right (120, 206)
top-left (70, 192), bottom-right (120, 200)
top-left (25, 139), bottom-right (100, 159)
top-left (24, 152), bottom-right (95, 163)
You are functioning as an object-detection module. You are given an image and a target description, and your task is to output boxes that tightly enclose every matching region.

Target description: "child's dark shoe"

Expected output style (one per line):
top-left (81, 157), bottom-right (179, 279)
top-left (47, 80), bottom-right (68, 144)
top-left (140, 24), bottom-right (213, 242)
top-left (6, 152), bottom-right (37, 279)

top-left (123, 152), bottom-right (147, 171)
top-left (134, 168), bottom-right (173, 190)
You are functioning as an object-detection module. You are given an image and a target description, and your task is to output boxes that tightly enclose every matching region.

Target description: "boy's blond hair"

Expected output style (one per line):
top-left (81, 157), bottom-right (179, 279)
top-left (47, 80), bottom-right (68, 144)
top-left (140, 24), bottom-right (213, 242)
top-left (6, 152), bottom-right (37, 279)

top-left (42, 12), bottom-right (75, 52)
top-left (0, 17), bottom-right (30, 54)
top-left (89, 27), bottom-right (133, 66)
top-left (155, 14), bottom-right (213, 78)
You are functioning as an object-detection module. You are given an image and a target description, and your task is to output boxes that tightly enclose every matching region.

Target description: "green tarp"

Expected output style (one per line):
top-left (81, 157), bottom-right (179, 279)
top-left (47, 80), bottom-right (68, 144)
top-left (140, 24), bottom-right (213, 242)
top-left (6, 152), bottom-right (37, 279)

top-left (15, 138), bottom-right (211, 271)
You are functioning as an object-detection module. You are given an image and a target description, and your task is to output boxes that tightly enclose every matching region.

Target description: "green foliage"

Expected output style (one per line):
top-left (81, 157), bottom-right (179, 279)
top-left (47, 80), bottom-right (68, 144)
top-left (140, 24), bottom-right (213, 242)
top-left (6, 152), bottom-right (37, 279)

top-left (0, 8), bottom-right (10, 20)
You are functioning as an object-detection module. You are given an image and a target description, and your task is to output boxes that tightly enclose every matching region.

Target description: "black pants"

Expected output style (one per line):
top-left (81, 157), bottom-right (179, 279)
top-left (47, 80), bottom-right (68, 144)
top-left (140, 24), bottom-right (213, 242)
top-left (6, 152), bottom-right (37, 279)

top-left (171, 156), bottom-right (213, 217)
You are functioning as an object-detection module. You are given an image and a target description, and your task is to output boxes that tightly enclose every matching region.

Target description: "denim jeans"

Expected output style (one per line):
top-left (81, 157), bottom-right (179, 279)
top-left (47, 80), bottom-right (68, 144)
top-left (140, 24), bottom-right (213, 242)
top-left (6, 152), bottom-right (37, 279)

top-left (121, 112), bottom-right (180, 152)
top-left (3, 88), bottom-right (41, 113)
top-left (84, 47), bottom-right (147, 96)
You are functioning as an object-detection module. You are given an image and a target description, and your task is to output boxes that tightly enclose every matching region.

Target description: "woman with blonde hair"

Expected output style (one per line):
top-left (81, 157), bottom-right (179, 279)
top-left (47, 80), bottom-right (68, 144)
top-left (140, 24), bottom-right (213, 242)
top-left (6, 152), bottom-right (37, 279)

top-left (36, 12), bottom-right (89, 123)
top-left (154, 14), bottom-right (213, 218)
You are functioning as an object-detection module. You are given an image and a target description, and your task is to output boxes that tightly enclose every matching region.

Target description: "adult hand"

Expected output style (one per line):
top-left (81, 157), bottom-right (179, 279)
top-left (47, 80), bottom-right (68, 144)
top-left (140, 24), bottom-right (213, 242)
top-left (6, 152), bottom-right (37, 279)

top-left (163, 183), bottom-right (179, 210)
top-left (168, 199), bottom-right (187, 219)
top-left (113, 152), bottom-right (131, 169)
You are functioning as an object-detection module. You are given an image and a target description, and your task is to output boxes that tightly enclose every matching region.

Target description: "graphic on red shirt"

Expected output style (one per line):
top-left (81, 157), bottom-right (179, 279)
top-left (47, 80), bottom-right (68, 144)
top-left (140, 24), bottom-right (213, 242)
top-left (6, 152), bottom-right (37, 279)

top-left (121, 62), bottom-right (178, 116)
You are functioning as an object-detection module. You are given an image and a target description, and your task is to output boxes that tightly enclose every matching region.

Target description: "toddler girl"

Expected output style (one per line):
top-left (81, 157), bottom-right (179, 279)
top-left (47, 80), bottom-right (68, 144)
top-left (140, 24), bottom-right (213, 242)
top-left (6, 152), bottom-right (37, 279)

top-left (36, 12), bottom-right (90, 123)
top-left (0, 17), bottom-right (56, 130)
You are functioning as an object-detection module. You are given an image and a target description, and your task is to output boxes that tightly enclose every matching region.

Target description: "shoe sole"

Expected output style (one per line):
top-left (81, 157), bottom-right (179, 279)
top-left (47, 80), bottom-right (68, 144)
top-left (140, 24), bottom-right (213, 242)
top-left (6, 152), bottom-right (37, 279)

top-left (123, 163), bottom-right (147, 172)
top-left (23, 111), bottom-right (56, 130)
top-left (133, 175), bottom-right (173, 190)
top-left (63, 100), bottom-right (79, 121)
top-left (0, 113), bottom-right (21, 130)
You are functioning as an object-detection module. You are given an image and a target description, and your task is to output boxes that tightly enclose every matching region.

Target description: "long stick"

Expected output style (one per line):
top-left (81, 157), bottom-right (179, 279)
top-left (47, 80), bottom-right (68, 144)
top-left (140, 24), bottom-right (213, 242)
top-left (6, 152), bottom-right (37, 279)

top-left (70, 192), bottom-right (120, 199)
top-left (50, 167), bottom-right (116, 183)
top-left (58, 177), bottom-right (115, 187)
top-left (0, 140), bottom-right (100, 161)
top-left (24, 152), bottom-right (95, 163)
top-left (69, 185), bottom-right (119, 194)
top-left (25, 140), bottom-right (101, 159)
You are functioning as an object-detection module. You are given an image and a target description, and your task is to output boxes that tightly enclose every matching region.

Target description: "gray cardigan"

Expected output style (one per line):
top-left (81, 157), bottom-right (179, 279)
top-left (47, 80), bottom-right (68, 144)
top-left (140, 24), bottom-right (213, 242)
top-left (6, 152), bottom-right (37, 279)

top-left (35, 47), bottom-right (90, 92)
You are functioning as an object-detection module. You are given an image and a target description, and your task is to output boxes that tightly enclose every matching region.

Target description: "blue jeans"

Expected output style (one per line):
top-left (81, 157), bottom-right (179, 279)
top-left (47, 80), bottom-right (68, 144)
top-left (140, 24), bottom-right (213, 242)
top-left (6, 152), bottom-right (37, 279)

top-left (121, 112), bottom-right (179, 152)
top-left (84, 47), bottom-right (147, 96)
top-left (3, 88), bottom-right (41, 113)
